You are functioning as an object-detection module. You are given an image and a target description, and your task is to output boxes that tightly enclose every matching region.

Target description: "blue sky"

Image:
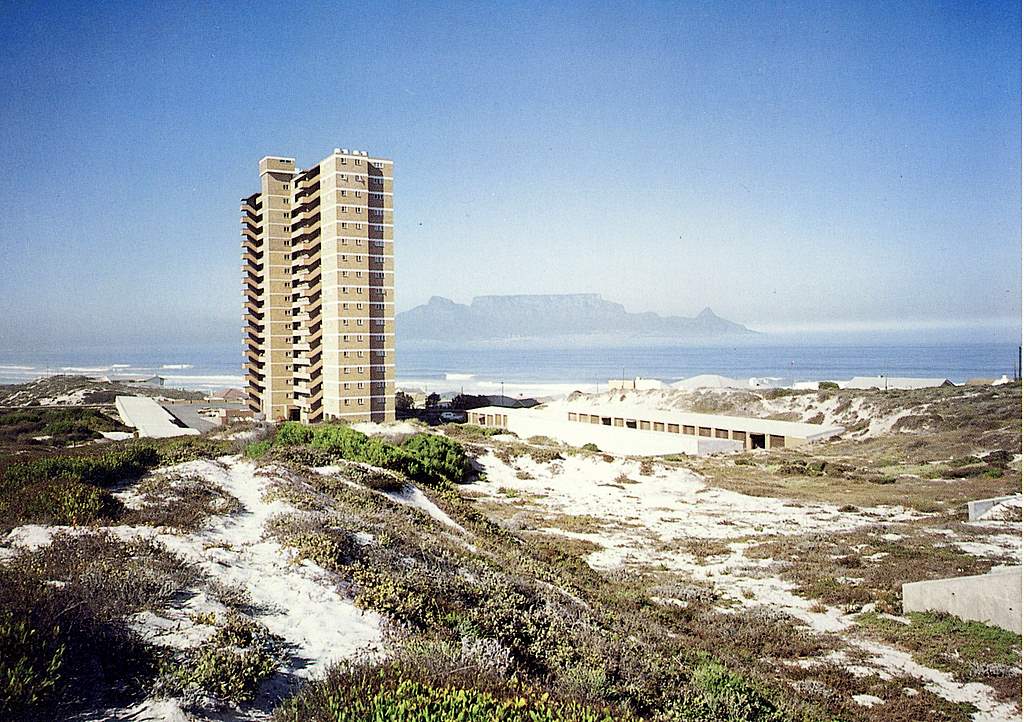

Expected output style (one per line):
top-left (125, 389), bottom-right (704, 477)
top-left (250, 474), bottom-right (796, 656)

top-left (0, 1), bottom-right (1019, 349)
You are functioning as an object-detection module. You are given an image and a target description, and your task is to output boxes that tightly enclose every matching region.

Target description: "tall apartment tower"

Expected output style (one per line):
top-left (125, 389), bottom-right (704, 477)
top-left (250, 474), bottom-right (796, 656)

top-left (241, 149), bottom-right (395, 423)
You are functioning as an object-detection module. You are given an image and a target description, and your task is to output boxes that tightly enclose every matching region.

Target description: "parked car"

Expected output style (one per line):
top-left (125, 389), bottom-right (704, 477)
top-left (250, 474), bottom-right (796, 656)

top-left (439, 411), bottom-right (464, 422)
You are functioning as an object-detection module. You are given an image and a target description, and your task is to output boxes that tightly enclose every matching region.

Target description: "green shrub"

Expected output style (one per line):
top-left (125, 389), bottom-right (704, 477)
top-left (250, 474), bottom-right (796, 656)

top-left (244, 440), bottom-right (272, 459)
top-left (48, 481), bottom-right (122, 525)
top-left (1, 444), bottom-right (159, 491)
top-left (581, 443), bottom-right (600, 452)
top-left (443, 423), bottom-right (504, 439)
top-left (311, 424), bottom-right (369, 457)
top-left (0, 610), bottom-right (64, 716)
top-left (269, 424), bottom-right (470, 487)
top-left (401, 434), bottom-right (470, 486)
top-left (160, 614), bottom-right (281, 703)
top-left (669, 662), bottom-right (784, 722)
top-left (273, 659), bottom-right (627, 722)
top-left (0, 479), bottom-right (123, 527)
top-left (156, 436), bottom-right (231, 464)
top-left (361, 438), bottom-right (411, 471)
top-left (817, 381), bottom-right (839, 390)
top-left (275, 421), bottom-right (314, 446)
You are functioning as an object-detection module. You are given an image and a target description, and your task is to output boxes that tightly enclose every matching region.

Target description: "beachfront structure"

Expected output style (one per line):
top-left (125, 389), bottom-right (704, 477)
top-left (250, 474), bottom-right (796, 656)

top-left (115, 396), bottom-right (200, 439)
top-left (467, 404), bottom-right (844, 456)
top-left (242, 149), bottom-right (395, 423)
top-left (843, 377), bottom-right (953, 391)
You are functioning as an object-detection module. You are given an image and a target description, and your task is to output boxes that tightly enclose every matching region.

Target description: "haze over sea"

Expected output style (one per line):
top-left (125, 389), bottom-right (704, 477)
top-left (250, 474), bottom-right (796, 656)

top-left (0, 337), bottom-right (1017, 395)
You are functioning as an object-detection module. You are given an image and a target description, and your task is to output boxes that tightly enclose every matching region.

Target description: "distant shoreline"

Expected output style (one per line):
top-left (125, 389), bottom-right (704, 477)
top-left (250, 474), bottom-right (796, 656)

top-left (0, 339), bottom-right (1017, 395)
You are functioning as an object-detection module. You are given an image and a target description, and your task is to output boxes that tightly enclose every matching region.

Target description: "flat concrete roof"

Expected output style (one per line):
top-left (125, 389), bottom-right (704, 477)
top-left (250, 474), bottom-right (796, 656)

top-left (115, 396), bottom-right (200, 438)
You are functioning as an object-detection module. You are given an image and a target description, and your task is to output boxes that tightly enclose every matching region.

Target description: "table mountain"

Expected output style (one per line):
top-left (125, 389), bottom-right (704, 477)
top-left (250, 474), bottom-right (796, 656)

top-left (396, 294), bottom-right (754, 342)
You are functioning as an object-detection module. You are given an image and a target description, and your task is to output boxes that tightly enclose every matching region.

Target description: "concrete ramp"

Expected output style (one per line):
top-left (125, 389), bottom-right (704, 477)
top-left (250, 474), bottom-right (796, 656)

top-left (967, 494), bottom-right (1022, 521)
top-left (115, 396), bottom-right (201, 439)
top-left (902, 566), bottom-right (1022, 634)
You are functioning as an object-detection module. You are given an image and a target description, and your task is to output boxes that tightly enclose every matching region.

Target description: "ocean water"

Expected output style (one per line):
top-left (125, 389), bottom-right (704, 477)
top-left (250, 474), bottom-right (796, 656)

top-left (0, 341), bottom-right (1017, 392)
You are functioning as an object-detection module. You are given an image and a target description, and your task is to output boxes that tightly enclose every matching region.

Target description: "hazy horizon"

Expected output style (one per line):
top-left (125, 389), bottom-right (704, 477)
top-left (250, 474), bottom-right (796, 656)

top-left (1, 2), bottom-right (1020, 351)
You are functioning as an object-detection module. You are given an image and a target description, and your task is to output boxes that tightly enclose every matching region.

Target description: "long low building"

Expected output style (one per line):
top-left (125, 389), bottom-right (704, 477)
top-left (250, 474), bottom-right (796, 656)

top-left (467, 403), bottom-right (844, 456)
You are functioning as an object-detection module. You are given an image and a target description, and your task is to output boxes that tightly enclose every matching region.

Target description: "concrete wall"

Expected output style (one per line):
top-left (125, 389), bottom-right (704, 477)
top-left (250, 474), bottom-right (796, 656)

top-left (902, 567), bottom-right (1022, 634)
top-left (470, 408), bottom-right (742, 456)
top-left (967, 495), bottom-right (1022, 521)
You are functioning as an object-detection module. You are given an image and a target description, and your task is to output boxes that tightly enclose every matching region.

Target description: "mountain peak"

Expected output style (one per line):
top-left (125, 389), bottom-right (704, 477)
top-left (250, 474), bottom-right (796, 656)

top-left (397, 294), bottom-right (754, 342)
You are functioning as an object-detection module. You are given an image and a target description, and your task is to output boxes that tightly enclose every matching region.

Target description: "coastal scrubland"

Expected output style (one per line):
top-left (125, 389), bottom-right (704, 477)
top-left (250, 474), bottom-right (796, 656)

top-left (0, 380), bottom-right (1019, 721)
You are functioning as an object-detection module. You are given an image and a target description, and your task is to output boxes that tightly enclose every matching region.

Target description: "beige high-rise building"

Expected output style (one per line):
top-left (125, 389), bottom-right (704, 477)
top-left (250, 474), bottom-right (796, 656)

top-left (241, 148), bottom-right (395, 423)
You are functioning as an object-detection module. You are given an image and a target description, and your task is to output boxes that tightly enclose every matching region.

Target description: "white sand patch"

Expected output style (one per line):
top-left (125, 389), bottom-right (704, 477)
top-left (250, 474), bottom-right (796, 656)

top-left (101, 430), bottom-right (135, 441)
top-left (469, 449), bottom-right (1017, 717)
top-left (142, 458), bottom-right (383, 678)
top-left (852, 694), bottom-right (884, 706)
top-left (310, 464), bottom-right (466, 535)
top-left (36, 388), bottom-right (92, 406)
top-left (351, 420), bottom-right (422, 437)
top-left (855, 639), bottom-right (1021, 722)
top-left (472, 451), bottom-right (915, 544)
top-left (3, 458), bottom-right (383, 718)
top-left (384, 485), bottom-right (465, 533)
top-left (4, 524), bottom-right (66, 550)
top-left (102, 697), bottom-right (192, 722)
top-left (951, 534), bottom-right (1022, 562)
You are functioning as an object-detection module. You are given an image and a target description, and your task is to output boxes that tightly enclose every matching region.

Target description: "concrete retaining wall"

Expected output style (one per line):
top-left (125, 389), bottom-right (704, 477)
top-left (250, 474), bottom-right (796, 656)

top-left (967, 494), bottom-right (1022, 521)
top-left (902, 566), bottom-right (1022, 634)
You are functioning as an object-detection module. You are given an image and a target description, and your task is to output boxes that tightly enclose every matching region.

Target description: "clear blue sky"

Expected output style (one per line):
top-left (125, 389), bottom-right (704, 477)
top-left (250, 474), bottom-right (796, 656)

top-left (0, 1), bottom-right (1019, 349)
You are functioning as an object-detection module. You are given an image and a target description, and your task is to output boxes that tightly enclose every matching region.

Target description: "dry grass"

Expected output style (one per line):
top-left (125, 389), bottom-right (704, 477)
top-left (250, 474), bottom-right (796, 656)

top-left (124, 471), bottom-right (241, 531)
top-left (855, 611), bottom-right (1022, 707)
top-left (746, 522), bottom-right (1011, 614)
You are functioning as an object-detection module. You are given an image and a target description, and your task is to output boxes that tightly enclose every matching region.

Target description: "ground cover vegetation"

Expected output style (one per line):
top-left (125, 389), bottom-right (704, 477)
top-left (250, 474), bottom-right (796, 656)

top-left (0, 532), bottom-right (199, 719)
top-left (0, 406), bottom-right (128, 448)
top-left (254, 423), bottom-right (977, 722)
top-left (0, 379), bottom-right (1019, 722)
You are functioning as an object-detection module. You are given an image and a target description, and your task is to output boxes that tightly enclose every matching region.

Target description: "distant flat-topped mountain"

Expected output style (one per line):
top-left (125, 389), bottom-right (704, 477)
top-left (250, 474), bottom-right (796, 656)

top-left (396, 294), bottom-right (755, 344)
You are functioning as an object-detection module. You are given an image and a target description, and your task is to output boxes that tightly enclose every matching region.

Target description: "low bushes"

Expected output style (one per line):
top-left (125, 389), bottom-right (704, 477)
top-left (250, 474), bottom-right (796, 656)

top-left (271, 423), bottom-right (470, 487)
top-left (0, 407), bottom-right (126, 448)
top-left (0, 445), bottom-right (158, 528)
top-left (124, 473), bottom-right (241, 531)
top-left (1, 444), bottom-right (159, 491)
top-left (154, 436), bottom-right (232, 465)
top-left (668, 661), bottom-right (785, 722)
top-left (442, 423), bottom-right (506, 440)
top-left (0, 532), bottom-right (197, 718)
top-left (0, 610), bottom-right (64, 716)
top-left (159, 614), bottom-right (282, 704)
top-left (0, 433), bottom-right (237, 528)
top-left (2, 479), bottom-right (124, 526)
top-left (273, 654), bottom-right (630, 722)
